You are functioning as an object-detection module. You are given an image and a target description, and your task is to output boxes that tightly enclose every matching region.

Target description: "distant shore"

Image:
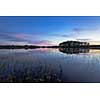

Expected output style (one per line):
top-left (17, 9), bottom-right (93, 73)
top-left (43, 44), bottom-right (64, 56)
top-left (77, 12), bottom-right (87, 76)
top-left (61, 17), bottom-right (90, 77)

top-left (0, 45), bottom-right (100, 49)
top-left (0, 45), bottom-right (59, 49)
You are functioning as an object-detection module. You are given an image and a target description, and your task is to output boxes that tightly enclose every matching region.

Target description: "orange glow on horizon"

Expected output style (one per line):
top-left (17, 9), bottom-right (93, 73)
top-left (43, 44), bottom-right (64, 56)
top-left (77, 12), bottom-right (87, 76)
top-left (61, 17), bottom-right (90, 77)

top-left (89, 41), bottom-right (100, 45)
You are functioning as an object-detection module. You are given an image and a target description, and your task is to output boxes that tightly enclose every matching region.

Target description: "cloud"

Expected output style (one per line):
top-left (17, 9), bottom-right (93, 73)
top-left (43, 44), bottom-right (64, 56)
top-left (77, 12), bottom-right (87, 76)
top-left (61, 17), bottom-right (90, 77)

top-left (61, 34), bottom-right (71, 37)
top-left (60, 27), bottom-right (91, 38)
top-left (0, 29), bottom-right (41, 44)
top-left (76, 38), bottom-right (91, 41)
top-left (0, 29), bottom-right (54, 46)
top-left (32, 40), bottom-right (53, 46)
top-left (73, 27), bottom-right (98, 32)
top-left (60, 27), bottom-right (100, 41)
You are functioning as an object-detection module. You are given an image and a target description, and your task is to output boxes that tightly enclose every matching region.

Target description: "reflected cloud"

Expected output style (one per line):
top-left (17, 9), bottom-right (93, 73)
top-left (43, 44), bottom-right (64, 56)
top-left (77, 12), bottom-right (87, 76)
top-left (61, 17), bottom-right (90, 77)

top-left (89, 49), bottom-right (100, 54)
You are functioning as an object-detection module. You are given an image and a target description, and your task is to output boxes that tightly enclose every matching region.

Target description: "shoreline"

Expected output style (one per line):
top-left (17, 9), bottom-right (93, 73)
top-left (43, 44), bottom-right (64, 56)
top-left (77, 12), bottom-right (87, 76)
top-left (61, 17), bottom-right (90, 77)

top-left (0, 45), bottom-right (100, 49)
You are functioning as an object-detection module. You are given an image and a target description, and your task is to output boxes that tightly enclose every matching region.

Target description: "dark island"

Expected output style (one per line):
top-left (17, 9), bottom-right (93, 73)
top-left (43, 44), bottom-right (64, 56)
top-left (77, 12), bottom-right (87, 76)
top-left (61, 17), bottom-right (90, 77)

top-left (59, 41), bottom-right (89, 48)
top-left (59, 41), bottom-right (100, 49)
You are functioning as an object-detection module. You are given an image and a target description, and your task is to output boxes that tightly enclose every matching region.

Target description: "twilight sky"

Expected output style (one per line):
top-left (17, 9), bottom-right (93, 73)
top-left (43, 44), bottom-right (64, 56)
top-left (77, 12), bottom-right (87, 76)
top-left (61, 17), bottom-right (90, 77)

top-left (0, 16), bottom-right (100, 46)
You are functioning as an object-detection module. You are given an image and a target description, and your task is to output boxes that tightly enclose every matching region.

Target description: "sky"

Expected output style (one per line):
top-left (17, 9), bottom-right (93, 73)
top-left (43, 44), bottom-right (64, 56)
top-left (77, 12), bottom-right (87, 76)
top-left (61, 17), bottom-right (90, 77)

top-left (0, 16), bottom-right (100, 46)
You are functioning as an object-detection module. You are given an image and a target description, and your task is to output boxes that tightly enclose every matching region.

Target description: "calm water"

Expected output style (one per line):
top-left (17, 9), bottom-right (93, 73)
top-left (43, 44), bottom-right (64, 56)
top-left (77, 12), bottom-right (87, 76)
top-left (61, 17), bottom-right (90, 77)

top-left (0, 48), bottom-right (100, 82)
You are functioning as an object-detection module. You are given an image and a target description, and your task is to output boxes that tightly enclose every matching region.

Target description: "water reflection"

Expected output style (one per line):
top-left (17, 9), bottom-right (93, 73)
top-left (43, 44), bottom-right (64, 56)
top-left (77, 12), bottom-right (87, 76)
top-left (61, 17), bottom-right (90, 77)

top-left (0, 49), bottom-right (63, 83)
top-left (0, 48), bottom-right (100, 82)
top-left (59, 47), bottom-right (89, 54)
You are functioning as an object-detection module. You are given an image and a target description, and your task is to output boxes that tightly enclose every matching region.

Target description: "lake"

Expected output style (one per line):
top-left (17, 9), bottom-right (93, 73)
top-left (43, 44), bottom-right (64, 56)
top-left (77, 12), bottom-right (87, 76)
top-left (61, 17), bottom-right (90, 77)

top-left (0, 48), bottom-right (100, 83)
